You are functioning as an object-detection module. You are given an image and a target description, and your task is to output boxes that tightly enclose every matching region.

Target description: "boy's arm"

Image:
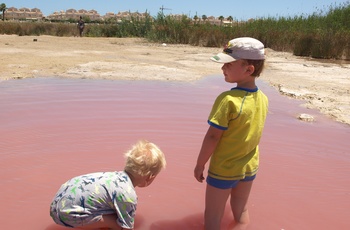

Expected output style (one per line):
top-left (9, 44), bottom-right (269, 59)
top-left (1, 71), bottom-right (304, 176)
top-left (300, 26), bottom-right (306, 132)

top-left (194, 126), bottom-right (224, 182)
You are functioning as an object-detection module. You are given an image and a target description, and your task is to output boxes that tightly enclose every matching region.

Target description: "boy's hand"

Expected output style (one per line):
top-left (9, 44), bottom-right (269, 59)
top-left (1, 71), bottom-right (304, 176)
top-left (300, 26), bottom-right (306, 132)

top-left (194, 165), bottom-right (205, 182)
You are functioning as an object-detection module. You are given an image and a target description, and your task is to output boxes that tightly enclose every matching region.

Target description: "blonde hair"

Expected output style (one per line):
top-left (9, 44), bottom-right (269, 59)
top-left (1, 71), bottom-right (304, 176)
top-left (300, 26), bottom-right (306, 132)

top-left (124, 140), bottom-right (166, 177)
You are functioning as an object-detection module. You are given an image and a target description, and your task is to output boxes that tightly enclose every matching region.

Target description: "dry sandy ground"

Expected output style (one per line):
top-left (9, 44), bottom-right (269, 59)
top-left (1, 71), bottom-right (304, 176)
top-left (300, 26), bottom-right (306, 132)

top-left (1, 35), bottom-right (349, 125)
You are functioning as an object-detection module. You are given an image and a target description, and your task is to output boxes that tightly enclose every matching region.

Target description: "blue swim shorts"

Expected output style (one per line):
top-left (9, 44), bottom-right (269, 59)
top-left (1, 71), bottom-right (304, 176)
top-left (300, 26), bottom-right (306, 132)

top-left (206, 174), bottom-right (256, 189)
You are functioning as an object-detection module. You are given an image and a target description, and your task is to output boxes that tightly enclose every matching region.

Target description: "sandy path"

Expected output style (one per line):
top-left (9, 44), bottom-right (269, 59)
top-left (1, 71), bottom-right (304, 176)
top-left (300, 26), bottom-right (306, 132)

top-left (1, 35), bottom-right (349, 125)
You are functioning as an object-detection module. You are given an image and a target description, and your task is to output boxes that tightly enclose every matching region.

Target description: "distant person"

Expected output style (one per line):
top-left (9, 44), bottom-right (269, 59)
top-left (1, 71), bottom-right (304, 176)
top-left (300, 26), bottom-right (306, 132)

top-left (77, 16), bottom-right (85, 37)
top-left (194, 37), bottom-right (269, 229)
top-left (50, 140), bottom-right (166, 229)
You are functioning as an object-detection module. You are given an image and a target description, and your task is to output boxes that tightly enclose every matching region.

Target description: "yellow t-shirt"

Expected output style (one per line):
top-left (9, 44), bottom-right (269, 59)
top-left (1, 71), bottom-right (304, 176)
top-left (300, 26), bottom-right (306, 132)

top-left (208, 87), bottom-right (268, 180)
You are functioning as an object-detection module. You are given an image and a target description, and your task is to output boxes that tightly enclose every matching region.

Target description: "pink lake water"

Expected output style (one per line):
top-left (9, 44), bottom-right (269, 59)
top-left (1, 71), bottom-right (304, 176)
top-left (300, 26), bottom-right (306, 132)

top-left (0, 76), bottom-right (349, 230)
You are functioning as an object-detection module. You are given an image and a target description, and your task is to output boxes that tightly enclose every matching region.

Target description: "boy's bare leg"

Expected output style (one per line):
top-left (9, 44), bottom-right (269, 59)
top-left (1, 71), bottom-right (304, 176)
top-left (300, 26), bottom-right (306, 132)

top-left (230, 180), bottom-right (253, 226)
top-left (76, 214), bottom-right (123, 230)
top-left (204, 184), bottom-right (231, 230)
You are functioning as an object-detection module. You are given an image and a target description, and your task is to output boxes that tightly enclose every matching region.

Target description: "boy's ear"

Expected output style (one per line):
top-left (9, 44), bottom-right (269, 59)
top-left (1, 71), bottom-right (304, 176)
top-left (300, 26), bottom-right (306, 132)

top-left (145, 174), bottom-right (156, 185)
top-left (247, 65), bottom-right (255, 75)
top-left (149, 174), bottom-right (156, 179)
top-left (145, 174), bottom-right (154, 181)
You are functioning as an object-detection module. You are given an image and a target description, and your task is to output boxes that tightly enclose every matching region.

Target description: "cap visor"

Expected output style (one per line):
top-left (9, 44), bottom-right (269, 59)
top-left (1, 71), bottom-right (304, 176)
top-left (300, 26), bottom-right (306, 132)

top-left (210, 53), bottom-right (236, 63)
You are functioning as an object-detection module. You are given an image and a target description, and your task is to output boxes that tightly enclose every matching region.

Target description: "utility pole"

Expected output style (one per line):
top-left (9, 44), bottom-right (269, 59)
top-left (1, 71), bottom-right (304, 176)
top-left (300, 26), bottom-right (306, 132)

top-left (160, 5), bottom-right (171, 15)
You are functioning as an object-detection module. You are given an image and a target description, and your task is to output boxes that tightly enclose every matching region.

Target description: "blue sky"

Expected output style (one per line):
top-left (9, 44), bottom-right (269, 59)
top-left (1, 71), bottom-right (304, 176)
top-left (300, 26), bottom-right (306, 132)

top-left (6, 0), bottom-right (350, 20)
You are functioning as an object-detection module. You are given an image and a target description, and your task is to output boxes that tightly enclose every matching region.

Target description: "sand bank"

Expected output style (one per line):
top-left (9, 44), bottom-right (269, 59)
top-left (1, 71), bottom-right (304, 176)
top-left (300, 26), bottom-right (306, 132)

top-left (1, 35), bottom-right (349, 125)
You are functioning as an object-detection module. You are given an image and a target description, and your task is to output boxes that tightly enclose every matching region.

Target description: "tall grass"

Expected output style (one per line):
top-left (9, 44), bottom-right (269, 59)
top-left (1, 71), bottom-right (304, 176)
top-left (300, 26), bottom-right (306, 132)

top-left (0, 2), bottom-right (349, 59)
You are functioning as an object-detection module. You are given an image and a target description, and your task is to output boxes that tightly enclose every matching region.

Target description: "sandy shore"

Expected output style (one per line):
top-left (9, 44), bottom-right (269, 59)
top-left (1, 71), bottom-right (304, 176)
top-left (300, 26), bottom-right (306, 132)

top-left (1, 35), bottom-right (349, 125)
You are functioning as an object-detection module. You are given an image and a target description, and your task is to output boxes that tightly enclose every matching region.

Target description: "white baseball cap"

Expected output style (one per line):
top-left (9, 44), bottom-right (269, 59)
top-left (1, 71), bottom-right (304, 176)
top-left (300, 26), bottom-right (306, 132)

top-left (210, 37), bottom-right (265, 63)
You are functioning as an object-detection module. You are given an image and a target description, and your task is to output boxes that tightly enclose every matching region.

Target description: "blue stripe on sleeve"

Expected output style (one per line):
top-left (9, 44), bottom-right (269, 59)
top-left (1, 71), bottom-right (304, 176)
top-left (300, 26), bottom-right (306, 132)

top-left (208, 120), bottom-right (228, 130)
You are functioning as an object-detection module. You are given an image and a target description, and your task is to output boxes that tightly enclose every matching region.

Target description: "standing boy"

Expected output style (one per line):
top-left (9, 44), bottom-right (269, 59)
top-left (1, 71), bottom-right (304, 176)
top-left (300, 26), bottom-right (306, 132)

top-left (50, 140), bottom-right (166, 229)
top-left (194, 37), bottom-right (268, 229)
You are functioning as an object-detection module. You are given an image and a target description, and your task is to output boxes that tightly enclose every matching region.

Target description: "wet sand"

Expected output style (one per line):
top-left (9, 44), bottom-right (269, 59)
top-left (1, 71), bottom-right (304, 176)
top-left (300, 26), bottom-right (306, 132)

top-left (0, 35), bottom-right (349, 125)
